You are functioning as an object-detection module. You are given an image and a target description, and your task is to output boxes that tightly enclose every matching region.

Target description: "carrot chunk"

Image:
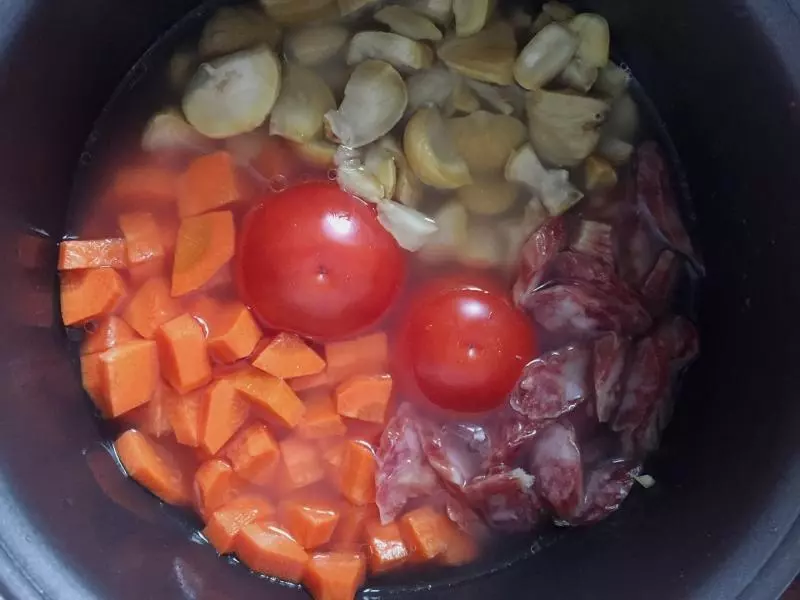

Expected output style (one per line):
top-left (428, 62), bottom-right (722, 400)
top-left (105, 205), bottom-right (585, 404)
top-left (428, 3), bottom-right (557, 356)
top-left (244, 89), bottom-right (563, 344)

top-left (398, 506), bottom-right (451, 562)
top-left (204, 494), bottom-right (275, 554)
top-left (99, 340), bottom-right (159, 417)
top-left (122, 276), bottom-right (182, 338)
top-left (80, 352), bottom-right (106, 414)
top-left (172, 210), bottom-right (235, 297)
top-left (338, 441), bottom-right (376, 506)
top-left (325, 332), bottom-right (388, 384)
top-left (317, 437), bottom-right (346, 485)
top-left (156, 313), bottom-right (212, 394)
top-left (252, 333), bottom-right (326, 379)
top-left (81, 315), bottom-right (139, 355)
top-left (304, 552), bottom-right (366, 600)
top-left (200, 379), bottom-right (249, 455)
top-left (61, 268), bottom-right (127, 326)
top-left (365, 521), bottom-right (409, 574)
top-left (105, 166), bottom-right (177, 207)
top-left (335, 374), bottom-right (392, 424)
top-left (279, 437), bottom-right (324, 490)
top-left (178, 151), bottom-right (244, 218)
top-left (165, 390), bottom-right (204, 447)
top-left (208, 303), bottom-right (262, 363)
top-left (439, 526), bottom-right (479, 567)
top-left (128, 257), bottom-right (167, 285)
top-left (290, 371), bottom-right (330, 393)
top-left (118, 212), bottom-right (166, 267)
top-left (280, 498), bottom-right (340, 549)
top-left (222, 422), bottom-right (280, 484)
top-left (194, 458), bottom-right (236, 519)
top-left (115, 429), bottom-right (191, 506)
top-left (333, 505), bottom-right (378, 548)
top-left (235, 522), bottom-right (309, 582)
top-left (58, 238), bottom-right (127, 270)
top-left (297, 392), bottom-right (346, 440)
top-left (125, 384), bottom-right (173, 438)
top-left (231, 369), bottom-right (306, 429)
top-left (185, 294), bottom-right (223, 333)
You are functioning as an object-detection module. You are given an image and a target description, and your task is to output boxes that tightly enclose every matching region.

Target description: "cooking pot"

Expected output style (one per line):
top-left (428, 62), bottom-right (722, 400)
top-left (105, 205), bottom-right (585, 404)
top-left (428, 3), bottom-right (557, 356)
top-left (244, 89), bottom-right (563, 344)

top-left (1, 0), bottom-right (800, 598)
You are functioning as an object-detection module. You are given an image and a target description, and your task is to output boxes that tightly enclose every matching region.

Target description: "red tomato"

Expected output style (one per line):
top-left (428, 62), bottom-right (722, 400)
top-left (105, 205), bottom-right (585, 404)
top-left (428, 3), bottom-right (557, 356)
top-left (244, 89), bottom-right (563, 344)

top-left (398, 278), bottom-right (537, 413)
top-left (236, 182), bottom-right (406, 340)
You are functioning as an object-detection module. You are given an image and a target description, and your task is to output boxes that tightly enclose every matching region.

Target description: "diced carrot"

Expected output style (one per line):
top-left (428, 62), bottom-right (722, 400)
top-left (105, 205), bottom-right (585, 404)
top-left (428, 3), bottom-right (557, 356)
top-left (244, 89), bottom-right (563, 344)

top-left (253, 136), bottom-right (299, 182)
top-left (199, 379), bottom-right (249, 455)
top-left (304, 552), bottom-right (366, 600)
top-left (61, 268), bottom-right (127, 326)
top-left (365, 521), bottom-right (409, 574)
top-left (439, 526), bottom-right (479, 567)
top-left (280, 498), bottom-right (340, 549)
top-left (335, 374), bottom-right (392, 424)
top-left (178, 151), bottom-right (244, 218)
top-left (297, 392), bottom-right (346, 440)
top-left (105, 166), bottom-right (177, 207)
top-left (115, 429), bottom-right (191, 506)
top-left (99, 340), bottom-right (159, 417)
top-left (128, 257), bottom-right (167, 285)
top-left (125, 384), bottom-right (173, 438)
top-left (222, 422), bottom-right (280, 484)
top-left (118, 212), bottom-right (166, 267)
top-left (290, 370), bottom-right (330, 393)
top-left (338, 441), bottom-right (376, 506)
top-left (230, 369), bottom-right (306, 429)
top-left (398, 506), bottom-right (452, 562)
top-left (194, 458), bottom-right (236, 519)
top-left (235, 522), bottom-right (309, 582)
top-left (252, 333), bottom-right (326, 379)
top-left (166, 390), bottom-right (204, 447)
top-left (208, 303), bottom-right (262, 363)
top-left (172, 210), bottom-right (235, 297)
top-left (80, 352), bottom-right (106, 414)
top-left (185, 294), bottom-right (223, 333)
top-left (203, 494), bottom-right (275, 554)
top-left (58, 239), bottom-right (127, 270)
top-left (279, 437), bottom-right (324, 490)
top-left (82, 316), bottom-right (139, 356)
top-left (156, 313), bottom-right (212, 394)
top-left (157, 218), bottom-right (179, 256)
top-left (122, 277), bottom-right (182, 338)
top-left (333, 505), bottom-right (378, 548)
top-left (325, 332), bottom-right (388, 384)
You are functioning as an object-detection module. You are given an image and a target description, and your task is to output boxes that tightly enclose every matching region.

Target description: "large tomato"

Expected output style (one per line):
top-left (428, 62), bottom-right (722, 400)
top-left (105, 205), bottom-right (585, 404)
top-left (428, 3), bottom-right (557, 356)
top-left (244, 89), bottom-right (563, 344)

top-left (236, 182), bottom-right (406, 340)
top-left (397, 277), bottom-right (537, 413)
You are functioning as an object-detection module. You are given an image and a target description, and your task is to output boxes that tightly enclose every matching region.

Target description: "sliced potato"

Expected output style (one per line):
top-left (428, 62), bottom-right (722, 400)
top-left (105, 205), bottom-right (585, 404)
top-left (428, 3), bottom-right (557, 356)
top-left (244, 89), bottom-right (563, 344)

top-left (338, 0), bottom-right (378, 16)
top-left (365, 144), bottom-right (397, 199)
top-left (270, 65), bottom-right (336, 143)
top-left (337, 163), bottom-right (386, 202)
top-left (583, 155), bottom-right (618, 192)
top-left (560, 58), bottom-right (598, 92)
top-left (594, 62), bottom-right (630, 99)
top-left (457, 222), bottom-right (505, 268)
top-left (375, 136), bottom-right (423, 207)
top-left (324, 60), bottom-right (408, 148)
top-left (526, 89), bottom-right (610, 166)
top-left (407, 67), bottom-right (456, 115)
top-left (505, 143), bottom-right (583, 216)
top-left (183, 45), bottom-right (282, 139)
top-left (168, 51), bottom-right (197, 92)
top-left (141, 109), bottom-right (212, 154)
top-left (404, 107), bottom-right (472, 189)
top-left (284, 24), bottom-right (349, 66)
top-left (291, 139), bottom-right (338, 167)
top-left (604, 93), bottom-right (639, 142)
top-left (374, 5), bottom-right (443, 41)
top-left (448, 110), bottom-right (526, 175)
top-left (449, 77), bottom-right (480, 114)
top-left (377, 201), bottom-right (439, 251)
top-left (453, 0), bottom-right (491, 37)
top-left (513, 23), bottom-right (577, 90)
top-left (542, 1), bottom-right (575, 21)
top-left (457, 179), bottom-right (519, 216)
top-left (464, 80), bottom-right (515, 115)
top-left (347, 31), bottom-right (434, 71)
top-left (409, 0), bottom-right (454, 25)
top-left (531, 11), bottom-right (554, 34)
top-left (597, 136), bottom-right (633, 165)
top-left (567, 13), bottom-right (610, 68)
top-left (437, 21), bottom-right (516, 85)
top-left (198, 6), bottom-right (281, 59)
top-left (260, 0), bottom-right (338, 25)
top-left (420, 200), bottom-right (469, 262)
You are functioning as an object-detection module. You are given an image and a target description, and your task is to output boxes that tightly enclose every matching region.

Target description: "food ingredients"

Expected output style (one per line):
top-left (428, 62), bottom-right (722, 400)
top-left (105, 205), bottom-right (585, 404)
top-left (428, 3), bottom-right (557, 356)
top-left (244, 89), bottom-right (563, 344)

top-left (568, 13), bottom-right (610, 69)
top-left (404, 107), bottom-right (471, 189)
top-left (505, 143), bottom-right (583, 216)
top-left (376, 199), bottom-right (439, 251)
top-left (198, 6), bottom-right (281, 58)
top-left (172, 210), bottom-right (235, 296)
top-left (285, 24), bottom-right (350, 66)
top-left (457, 179), bottom-right (519, 216)
top-left (513, 23), bottom-right (577, 90)
top-left (141, 109), bottom-right (211, 154)
top-left (453, 0), bottom-right (491, 37)
top-left (437, 21), bottom-right (516, 85)
top-left (346, 32), bottom-right (433, 72)
top-left (270, 65), bottom-right (336, 143)
top-left (448, 110), bottom-right (527, 175)
top-left (374, 6), bottom-right (443, 41)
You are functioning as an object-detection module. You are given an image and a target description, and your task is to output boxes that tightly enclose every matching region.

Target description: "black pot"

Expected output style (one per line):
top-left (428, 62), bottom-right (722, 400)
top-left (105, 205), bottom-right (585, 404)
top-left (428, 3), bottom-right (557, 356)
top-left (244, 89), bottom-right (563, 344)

top-left (2, 1), bottom-right (800, 598)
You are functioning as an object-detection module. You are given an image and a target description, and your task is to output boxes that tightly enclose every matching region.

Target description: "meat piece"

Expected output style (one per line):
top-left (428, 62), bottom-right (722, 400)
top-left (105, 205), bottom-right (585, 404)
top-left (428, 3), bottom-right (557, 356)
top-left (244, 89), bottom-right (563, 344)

top-left (542, 251), bottom-right (617, 289)
top-left (420, 421), bottom-right (492, 489)
top-left (510, 345), bottom-right (591, 422)
top-left (655, 314), bottom-right (700, 369)
top-left (513, 216), bottom-right (568, 305)
top-left (463, 468), bottom-right (541, 532)
top-left (641, 249), bottom-right (679, 316)
top-left (571, 220), bottom-right (614, 267)
top-left (569, 459), bottom-right (641, 525)
top-left (593, 332), bottom-right (630, 423)
top-left (611, 336), bottom-right (669, 433)
top-left (528, 422), bottom-right (583, 520)
top-left (490, 410), bottom-right (543, 465)
top-left (616, 212), bottom-right (662, 290)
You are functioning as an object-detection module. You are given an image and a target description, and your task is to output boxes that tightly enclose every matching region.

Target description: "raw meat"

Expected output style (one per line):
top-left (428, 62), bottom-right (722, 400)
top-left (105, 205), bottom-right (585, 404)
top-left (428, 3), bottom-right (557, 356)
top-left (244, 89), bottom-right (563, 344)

top-left (593, 332), bottom-right (630, 423)
top-left (528, 422), bottom-right (583, 519)
top-left (571, 220), bottom-right (614, 267)
top-left (641, 249), bottom-right (679, 316)
top-left (568, 459), bottom-right (641, 525)
top-left (463, 468), bottom-right (542, 532)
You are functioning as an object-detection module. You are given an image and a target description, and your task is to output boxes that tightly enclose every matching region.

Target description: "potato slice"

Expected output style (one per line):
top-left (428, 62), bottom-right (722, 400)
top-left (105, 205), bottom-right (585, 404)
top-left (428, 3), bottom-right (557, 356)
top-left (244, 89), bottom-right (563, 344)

top-left (284, 24), bottom-right (350, 67)
top-left (407, 67), bottom-right (456, 115)
top-left (596, 136), bottom-right (633, 165)
top-left (324, 60), bottom-right (408, 148)
top-left (198, 6), bottom-right (281, 59)
top-left (437, 21), bottom-right (516, 85)
top-left (409, 0), bottom-right (454, 25)
top-left (449, 77), bottom-right (480, 114)
top-left (567, 13), bottom-right (610, 68)
top-left (338, 0), bottom-right (378, 16)
top-left (505, 143), bottom-right (583, 216)
top-left (291, 139), bottom-right (338, 167)
top-left (453, 0), bottom-right (491, 37)
top-left (375, 6), bottom-right (443, 41)
top-left (183, 45), bottom-right (282, 139)
top-left (420, 200), bottom-right (469, 262)
top-left (447, 110), bottom-right (526, 175)
top-left (404, 107), bottom-right (472, 189)
top-left (604, 93), bottom-right (639, 142)
top-left (559, 57), bottom-right (598, 92)
top-left (514, 23), bottom-right (577, 90)
top-left (583, 155), bottom-right (618, 192)
top-left (542, 1), bottom-right (575, 22)
top-left (457, 222), bottom-right (505, 268)
top-left (347, 31), bottom-right (434, 71)
top-left (337, 163), bottom-right (386, 202)
top-left (270, 65), bottom-right (336, 143)
top-left (375, 136), bottom-right (423, 207)
top-left (594, 62), bottom-right (630, 99)
top-left (464, 80), bottom-right (515, 115)
top-left (365, 145), bottom-right (397, 199)
top-left (457, 179), bottom-right (519, 216)
top-left (260, 0), bottom-right (338, 25)
top-left (377, 201), bottom-right (439, 251)
top-left (141, 109), bottom-right (212, 154)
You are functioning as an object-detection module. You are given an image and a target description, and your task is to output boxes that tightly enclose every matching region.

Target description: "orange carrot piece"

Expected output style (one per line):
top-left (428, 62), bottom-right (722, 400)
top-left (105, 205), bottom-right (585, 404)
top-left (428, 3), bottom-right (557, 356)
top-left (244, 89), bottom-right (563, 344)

top-left (208, 303), bottom-right (262, 363)
top-left (235, 522), bottom-right (309, 582)
top-left (222, 422), bottom-right (281, 484)
top-left (166, 391), bottom-right (204, 447)
top-left (105, 166), bottom-right (177, 207)
top-left (100, 340), bottom-right (159, 417)
top-left (335, 374), bottom-right (392, 424)
top-left (118, 212), bottom-right (166, 267)
top-left (365, 521), bottom-right (409, 574)
top-left (338, 440), bottom-right (376, 506)
top-left (439, 526), bottom-right (479, 567)
top-left (279, 437), bottom-right (324, 490)
top-left (280, 499), bottom-right (340, 549)
top-left (252, 333), bottom-right (326, 379)
top-left (325, 332), bottom-right (388, 384)
top-left (128, 257), bottom-right (167, 285)
top-left (333, 505), bottom-right (378, 548)
top-left (80, 352), bottom-right (106, 414)
top-left (61, 268), bottom-right (127, 326)
top-left (194, 458), bottom-right (236, 519)
top-left (304, 552), bottom-right (366, 600)
top-left (231, 369), bottom-right (306, 429)
top-left (81, 315), bottom-right (139, 356)
top-left (156, 313), bottom-right (212, 394)
top-left (185, 294), bottom-right (223, 333)
top-left (297, 392), bottom-right (346, 440)
top-left (58, 239), bottom-right (127, 270)
top-left (125, 384), bottom-right (173, 438)
top-left (178, 151), bottom-right (243, 218)
top-left (204, 494), bottom-right (275, 554)
top-left (290, 370), bottom-right (330, 393)
top-left (200, 379), bottom-right (249, 455)
top-left (122, 276), bottom-right (181, 338)
top-left (115, 429), bottom-right (191, 505)
top-left (398, 506), bottom-right (452, 562)
top-left (172, 210), bottom-right (235, 297)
